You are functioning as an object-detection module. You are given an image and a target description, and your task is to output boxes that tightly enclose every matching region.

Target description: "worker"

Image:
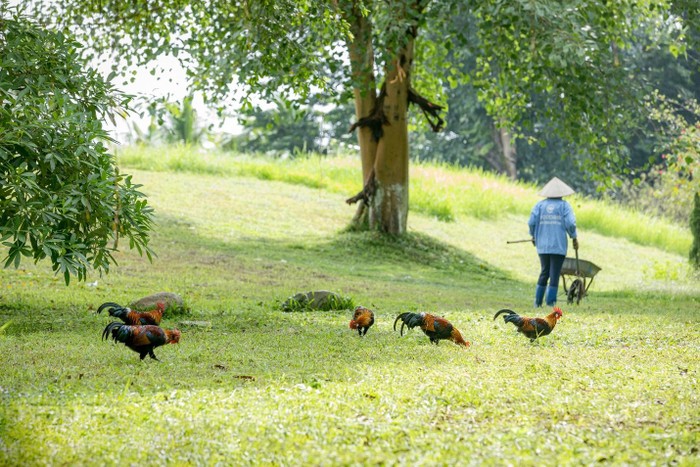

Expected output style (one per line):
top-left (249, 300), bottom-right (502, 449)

top-left (528, 176), bottom-right (578, 306)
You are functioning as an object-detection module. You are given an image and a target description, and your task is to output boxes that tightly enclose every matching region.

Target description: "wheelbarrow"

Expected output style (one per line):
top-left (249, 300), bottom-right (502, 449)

top-left (560, 250), bottom-right (601, 305)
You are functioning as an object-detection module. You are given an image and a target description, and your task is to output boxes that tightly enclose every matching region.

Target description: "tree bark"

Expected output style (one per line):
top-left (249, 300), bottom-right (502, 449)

top-left (487, 125), bottom-right (518, 179)
top-left (340, 0), bottom-right (428, 235)
top-left (373, 59), bottom-right (411, 233)
top-left (340, 0), bottom-right (378, 229)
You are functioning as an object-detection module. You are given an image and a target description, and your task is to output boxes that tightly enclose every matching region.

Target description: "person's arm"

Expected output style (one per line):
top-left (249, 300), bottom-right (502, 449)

top-left (564, 202), bottom-right (578, 249)
top-left (528, 204), bottom-right (539, 243)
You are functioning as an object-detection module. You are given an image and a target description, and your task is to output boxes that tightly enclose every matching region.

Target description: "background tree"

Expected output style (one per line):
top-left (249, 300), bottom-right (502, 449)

top-left (0, 6), bottom-right (154, 283)
top-left (163, 95), bottom-right (208, 146)
top-left (36, 0), bottom-right (688, 235)
top-left (691, 192), bottom-right (700, 269)
top-left (125, 95), bottom-right (208, 146)
top-left (230, 97), bottom-right (326, 156)
top-left (394, 1), bottom-right (699, 198)
top-left (221, 95), bottom-right (356, 156)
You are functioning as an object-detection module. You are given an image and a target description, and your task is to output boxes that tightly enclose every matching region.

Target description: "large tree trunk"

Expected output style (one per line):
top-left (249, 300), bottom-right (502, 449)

top-left (342, 1), bottom-right (378, 229)
top-left (487, 125), bottom-right (518, 180)
top-left (341, 0), bottom-right (436, 235)
top-left (343, 16), bottom-right (413, 234)
top-left (372, 60), bottom-right (411, 234)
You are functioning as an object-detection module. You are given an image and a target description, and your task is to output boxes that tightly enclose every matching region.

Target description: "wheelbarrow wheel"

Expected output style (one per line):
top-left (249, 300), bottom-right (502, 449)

top-left (567, 278), bottom-right (584, 305)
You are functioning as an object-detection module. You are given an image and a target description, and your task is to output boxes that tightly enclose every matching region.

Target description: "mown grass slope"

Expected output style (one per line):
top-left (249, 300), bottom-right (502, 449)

top-left (1, 149), bottom-right (698, 465)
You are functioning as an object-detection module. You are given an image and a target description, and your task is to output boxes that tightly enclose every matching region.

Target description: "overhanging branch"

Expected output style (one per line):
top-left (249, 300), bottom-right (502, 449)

top-left (408, 87), bottom-right (444, 132)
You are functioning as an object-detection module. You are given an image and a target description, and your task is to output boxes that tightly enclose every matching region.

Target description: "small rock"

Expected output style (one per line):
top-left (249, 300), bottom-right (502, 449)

top-left (130, 292), bottom-right (185, 314)
top-left (281, 290), bottom-right (353, 312)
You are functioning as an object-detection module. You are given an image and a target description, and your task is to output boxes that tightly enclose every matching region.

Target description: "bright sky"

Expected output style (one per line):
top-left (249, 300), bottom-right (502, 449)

top-left (98, 56), bottom-right (243, 144)
top-left (8, 0), bottom-right (243, 144)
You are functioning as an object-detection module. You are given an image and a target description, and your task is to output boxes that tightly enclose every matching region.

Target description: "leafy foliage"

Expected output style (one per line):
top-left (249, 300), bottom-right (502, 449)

top-left (38, 0), bottom-right (347, 106)
top-left (163, 95), bottom-right (208, 145)
top-left (228, 98), bottom-right (326, 156)
top-left (281, 291), bottom-right (354, 312)
top-left (33, 0), bottom-right (689, 183)
top-left (455, 0), bottom-right (683, 180)
top-left (0, 7), bottom-right (154, 283)
top-left (126, 95), bottom-right (208, 146)
top-left (606, 93), bottom-right (700, 225)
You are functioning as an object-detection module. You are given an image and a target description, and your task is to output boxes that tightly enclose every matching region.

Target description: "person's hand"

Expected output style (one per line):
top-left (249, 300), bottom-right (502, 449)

top-left (531, 237), bottom-right (536, 247)
top-left (573, 238), bottom-right (579, 250)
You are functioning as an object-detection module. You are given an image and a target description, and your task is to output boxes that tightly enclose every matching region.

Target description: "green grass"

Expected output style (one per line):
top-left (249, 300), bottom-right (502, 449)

top-left (116, 145), bottom-right (692, 255)
top-left (1, 149), bottom-right (699, 465)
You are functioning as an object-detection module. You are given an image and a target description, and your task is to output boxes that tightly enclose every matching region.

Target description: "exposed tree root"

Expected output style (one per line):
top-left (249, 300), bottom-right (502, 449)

top-left (346, 169), bottom-right (376, 206)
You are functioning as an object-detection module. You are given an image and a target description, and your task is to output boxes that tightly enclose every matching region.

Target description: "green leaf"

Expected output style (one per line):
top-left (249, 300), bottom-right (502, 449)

top-left (0, 10), bottom-right (153, 284)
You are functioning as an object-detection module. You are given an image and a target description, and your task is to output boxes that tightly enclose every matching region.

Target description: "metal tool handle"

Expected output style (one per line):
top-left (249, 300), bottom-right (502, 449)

top-left (575, 246), bottom-right (581, 276)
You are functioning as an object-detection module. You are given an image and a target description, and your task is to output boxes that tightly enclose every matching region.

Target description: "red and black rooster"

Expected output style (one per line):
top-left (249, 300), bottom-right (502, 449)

top-left (393, 312), bottom-right (470, 347)
top-left (349, 306), bottom-right (375, 337)
top-left (97, 301), bottom-right (165, 326)
top-left (102, 322), bottom-right (180, 361)
top-left (493, 307), bottom-right (562, 341)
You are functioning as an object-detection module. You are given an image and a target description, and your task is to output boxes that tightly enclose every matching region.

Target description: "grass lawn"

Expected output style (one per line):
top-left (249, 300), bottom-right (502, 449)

top-left (1, 156), bottom-right (699, 465)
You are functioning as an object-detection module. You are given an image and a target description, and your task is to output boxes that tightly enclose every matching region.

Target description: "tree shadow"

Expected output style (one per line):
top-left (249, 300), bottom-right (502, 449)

top-left (151, 213), bottom-right (520, 286)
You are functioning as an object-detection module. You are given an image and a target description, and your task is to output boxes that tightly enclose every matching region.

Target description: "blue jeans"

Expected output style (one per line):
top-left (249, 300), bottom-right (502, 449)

top-left (538, 254), bottom-right (565, 288)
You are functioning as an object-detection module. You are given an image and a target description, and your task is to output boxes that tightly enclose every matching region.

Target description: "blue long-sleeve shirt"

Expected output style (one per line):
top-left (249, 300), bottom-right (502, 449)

top-left (528, 198), bottom-right (577, 255)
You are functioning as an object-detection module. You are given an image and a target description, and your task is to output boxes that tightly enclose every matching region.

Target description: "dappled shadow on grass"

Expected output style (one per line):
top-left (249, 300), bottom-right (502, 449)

top-left (328, 230), bottom-right (507, 278)
top-left (3, 190), bottom-right (699, 467)
top-left (147, 214), bottom-right (536, 310)
top-left (0, 213), bottom-right (522, 337)
top-left (153, 213), bottom-right (518, 284)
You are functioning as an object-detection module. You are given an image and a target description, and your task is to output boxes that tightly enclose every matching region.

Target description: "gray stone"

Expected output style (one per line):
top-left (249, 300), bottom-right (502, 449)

top-left (281, 290), bottom-right (352, 312)
top-left (130, 292), bottom-right (185, 313)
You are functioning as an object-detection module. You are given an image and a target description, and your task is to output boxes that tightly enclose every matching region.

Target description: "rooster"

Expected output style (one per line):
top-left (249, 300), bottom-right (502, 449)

top-left (349, 306), bottom-right (375, 337)
top-left (102, 322), bottom-right (180, 361)
top-left (493, 306), bottom-right (563, 341)
top-left (97, 301), bottom-right (165, 326)
top-left (393, 312), bottom-right (470, 347)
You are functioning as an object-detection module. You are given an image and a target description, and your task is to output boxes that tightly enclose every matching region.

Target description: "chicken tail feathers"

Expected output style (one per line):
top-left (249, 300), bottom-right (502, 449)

top-left (97, 302), bottom-right (122, 314)
top-left (97, 302), bottom-right (129, 320)
top-left (494, 309), bottom-right (525, 327)
top-left (102, 321), bottom-right (120, 341)
top-left (393, 313), bottom-right (408, 336)
top-left (393, 312), bottom-right (424, 336)
top-left (493, 309), bottom-right (517, 321)
top-left (393, 313), bottom-right (406, 332)
top-left (102, 321), bottom-right (131, 343)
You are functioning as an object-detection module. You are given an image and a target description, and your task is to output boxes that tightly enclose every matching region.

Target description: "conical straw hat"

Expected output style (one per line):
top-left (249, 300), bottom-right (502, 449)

top-left (539, 177), bottom-right (575, 198)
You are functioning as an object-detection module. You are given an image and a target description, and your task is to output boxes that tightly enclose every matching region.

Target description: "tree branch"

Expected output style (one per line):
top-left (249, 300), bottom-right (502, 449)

top-left (408, 87), bottom-right (445, 132)
top-left (348, 84), bottom-right (388, 141)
